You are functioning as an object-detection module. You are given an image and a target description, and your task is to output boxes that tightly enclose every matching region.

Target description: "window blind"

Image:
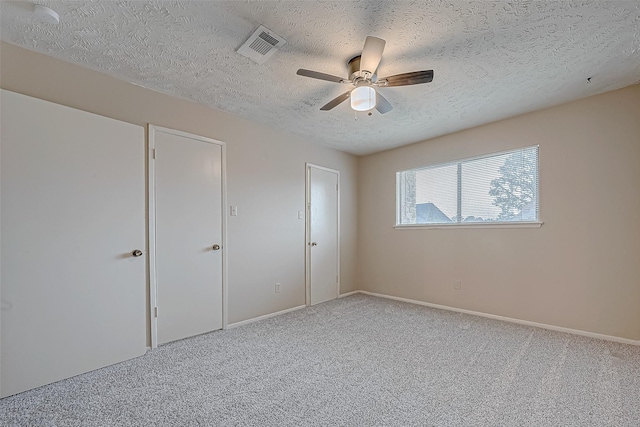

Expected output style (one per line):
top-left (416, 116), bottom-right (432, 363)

top-left (396, 146), bottom-right (539, 225)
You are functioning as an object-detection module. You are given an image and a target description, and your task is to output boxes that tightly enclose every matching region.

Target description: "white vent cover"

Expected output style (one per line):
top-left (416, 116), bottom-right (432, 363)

top-left (237, 25), bottom-right (287, 64)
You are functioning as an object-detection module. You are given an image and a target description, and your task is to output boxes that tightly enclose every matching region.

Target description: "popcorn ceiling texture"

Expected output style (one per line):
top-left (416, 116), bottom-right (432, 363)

top-left (1, 1), bottom-right (639, 155)
top-left (1, 295), bottom-right (639, 426)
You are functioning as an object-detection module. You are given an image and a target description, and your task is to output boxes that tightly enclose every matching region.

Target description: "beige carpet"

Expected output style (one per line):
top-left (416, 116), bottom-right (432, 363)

top-left (1, 294), bottom-right (639, 426)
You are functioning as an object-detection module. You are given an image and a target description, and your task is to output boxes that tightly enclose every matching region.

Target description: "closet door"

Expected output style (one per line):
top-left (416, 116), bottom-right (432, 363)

top-left (150, 126), bottom-right (224, 346)
top-left (0, 90), bottom-right (147, 397)
top-left (307, 165), bottom-right (339, 306)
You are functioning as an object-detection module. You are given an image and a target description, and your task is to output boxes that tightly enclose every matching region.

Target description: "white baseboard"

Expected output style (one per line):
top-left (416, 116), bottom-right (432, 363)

top-left (227, 292), bottom-right (358, 329)
top-left (339, 291), bottom-right (360, 298)
top-left (227, 304), bottom-right (306, 329)
top-left (354, 290), bottom-right (639, 346)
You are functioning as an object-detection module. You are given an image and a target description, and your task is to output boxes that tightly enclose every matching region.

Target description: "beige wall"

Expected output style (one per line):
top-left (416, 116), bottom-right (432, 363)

top-left (358, 85), bottom-right (640, 341)
top-left (0, 42), bottom-right (358, 332)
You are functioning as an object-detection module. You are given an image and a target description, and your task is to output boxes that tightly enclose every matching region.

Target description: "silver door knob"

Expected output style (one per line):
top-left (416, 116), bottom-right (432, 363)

top-left (132, 249), bottom-right (143, 257)
top-left (212, 244), bottom-right (221, 251)
top-left (310, 242), bottom-right (318, 247)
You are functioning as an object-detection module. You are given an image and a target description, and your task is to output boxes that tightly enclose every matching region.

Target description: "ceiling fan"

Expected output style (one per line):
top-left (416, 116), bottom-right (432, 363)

top-left (297, 36), bottom-right (434, 114)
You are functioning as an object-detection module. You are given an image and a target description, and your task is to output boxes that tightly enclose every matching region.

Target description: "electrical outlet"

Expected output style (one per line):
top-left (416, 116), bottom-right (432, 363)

top-left (230, 205), bottom-right (238, 216)
top-left (297, 210), bottom-right (304, 220)
top-left (454, 280), bottom-right (462, 290)
top-left (275, 282), bottom-right (281, 293)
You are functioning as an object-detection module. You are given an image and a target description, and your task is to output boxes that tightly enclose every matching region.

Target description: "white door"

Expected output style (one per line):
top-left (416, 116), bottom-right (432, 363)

top-left (307, 165), bottom-right (340, 306)
top-left (0, 90), bottom-right (147, 397)
top-left (151, 127), bottom-right (224, 346)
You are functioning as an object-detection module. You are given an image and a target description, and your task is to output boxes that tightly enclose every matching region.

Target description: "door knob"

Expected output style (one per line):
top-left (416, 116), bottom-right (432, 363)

top-left (132, 249), bottom-right (143, 257)
top-left (310, 242), bottom-right (318, 247)
top-left (212, 244), bottom-right (221, 251)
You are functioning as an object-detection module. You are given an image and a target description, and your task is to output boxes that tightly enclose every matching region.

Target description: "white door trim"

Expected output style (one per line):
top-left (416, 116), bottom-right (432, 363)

top-left (148, 125), bottom-right (228, 349)
top-left (305, 163), bottom-right (340, 307)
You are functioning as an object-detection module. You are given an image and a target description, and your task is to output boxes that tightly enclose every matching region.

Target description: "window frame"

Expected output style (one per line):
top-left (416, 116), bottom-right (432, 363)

top-left (395, 146), bottom-right (543, 229)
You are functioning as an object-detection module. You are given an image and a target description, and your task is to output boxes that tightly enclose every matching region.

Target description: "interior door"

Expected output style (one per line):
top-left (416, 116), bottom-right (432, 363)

top-left (152, 127), bottom-right (223, 345)
top-left (0, 90), bottom-right (147, 397)
top-left (308, 165), bottom-right (339, 305)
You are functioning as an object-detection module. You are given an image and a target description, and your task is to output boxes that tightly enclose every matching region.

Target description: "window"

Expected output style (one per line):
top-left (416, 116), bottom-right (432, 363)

top-left (396, 146), bottom-right (539, 226)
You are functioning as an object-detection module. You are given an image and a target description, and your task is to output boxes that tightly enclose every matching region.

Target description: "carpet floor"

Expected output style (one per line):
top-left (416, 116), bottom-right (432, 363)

top-left (1, 294), bottom-right (639, 426)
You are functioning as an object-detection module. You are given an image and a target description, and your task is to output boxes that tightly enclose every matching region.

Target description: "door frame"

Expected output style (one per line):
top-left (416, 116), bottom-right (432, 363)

top-left (305, 163), bottom-right (340, 307)
top-left (148, 125), bottom-right (228, 349)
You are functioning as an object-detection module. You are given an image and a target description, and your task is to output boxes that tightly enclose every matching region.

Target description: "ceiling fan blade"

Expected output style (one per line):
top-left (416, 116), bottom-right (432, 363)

top-left (379, 70), bottom-right (434, 87)
top-left (375, 91), bottom-right (393, 114)
top-left (360, 36), bottom-right (386, 74)
top-left (320, 91), bottom-right (351, 111)
top-left (297, 69), bottom-right (345, 83)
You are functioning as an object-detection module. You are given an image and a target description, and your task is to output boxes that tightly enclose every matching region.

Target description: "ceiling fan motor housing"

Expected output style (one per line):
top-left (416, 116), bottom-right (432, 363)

top-left (348, 56), bottom-right (376, 83)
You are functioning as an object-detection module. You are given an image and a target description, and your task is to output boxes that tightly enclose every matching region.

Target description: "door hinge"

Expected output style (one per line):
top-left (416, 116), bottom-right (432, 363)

top-left (154, 307), bottom-right (158, 318)
top-left (152, 148), bottom-right (156, 159)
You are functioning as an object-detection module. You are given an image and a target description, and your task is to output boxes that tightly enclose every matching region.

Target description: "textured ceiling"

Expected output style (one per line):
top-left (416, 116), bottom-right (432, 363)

top-left (1, 1), bottom-right (639, 155)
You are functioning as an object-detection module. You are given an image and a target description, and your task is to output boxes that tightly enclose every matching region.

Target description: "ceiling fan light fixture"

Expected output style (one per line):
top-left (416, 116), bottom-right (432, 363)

top-left (351, 86), bottom-right (376, 111)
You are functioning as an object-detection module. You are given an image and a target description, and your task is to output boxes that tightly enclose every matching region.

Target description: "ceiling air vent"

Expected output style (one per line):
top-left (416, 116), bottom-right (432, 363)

top-left (237, 25), bottom-right (287, 64)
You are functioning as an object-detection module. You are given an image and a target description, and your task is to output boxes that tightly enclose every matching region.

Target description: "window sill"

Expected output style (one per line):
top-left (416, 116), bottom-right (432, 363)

top-left (394, 221), bottom-right (543, 230)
